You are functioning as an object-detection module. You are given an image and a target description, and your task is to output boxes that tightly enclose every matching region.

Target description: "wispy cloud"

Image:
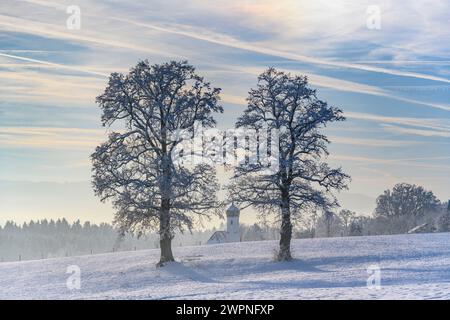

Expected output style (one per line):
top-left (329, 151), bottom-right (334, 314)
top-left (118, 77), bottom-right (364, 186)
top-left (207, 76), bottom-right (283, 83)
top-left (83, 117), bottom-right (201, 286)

top-left (0, 52), bottom-right (109, 77)
top-left (0, 67), bottom-right (104, 105)
top-left (209, 64), bottom-right (450, 113)
top-left (0, 127), bottom-right (105, 149)
top-left (0, 14), bottom-right (175, 58)
top-left (331, 154), bottom-right (450, 170)
top-left (112, 16), bottom-right (450, 84)
top-left (381, 124), bottom-right (450, 138)
top-left (347, 112), bottom-right (450, 134)
top-left (330, 136), bottom-right (421, 147)
top-left (1, 0), bottom-right (449, 211)
top-left (5, 0), bottom-right (450, 84)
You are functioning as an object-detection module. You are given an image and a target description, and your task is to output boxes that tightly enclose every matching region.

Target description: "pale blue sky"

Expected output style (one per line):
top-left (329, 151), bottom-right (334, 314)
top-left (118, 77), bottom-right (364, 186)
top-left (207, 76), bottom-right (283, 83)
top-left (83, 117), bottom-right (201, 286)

top-left (0, 0), bottom-right (449, 224)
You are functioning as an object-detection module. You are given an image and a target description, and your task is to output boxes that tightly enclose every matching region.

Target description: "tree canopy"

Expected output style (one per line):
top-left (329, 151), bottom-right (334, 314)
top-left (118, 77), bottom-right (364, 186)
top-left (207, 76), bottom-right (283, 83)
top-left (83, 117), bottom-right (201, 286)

top-left (375, 183), bottom-right (440, 218)
top-left (92, 60), bottom-right (223, 265)
top-left (229, 68), bottom-right (350, 260)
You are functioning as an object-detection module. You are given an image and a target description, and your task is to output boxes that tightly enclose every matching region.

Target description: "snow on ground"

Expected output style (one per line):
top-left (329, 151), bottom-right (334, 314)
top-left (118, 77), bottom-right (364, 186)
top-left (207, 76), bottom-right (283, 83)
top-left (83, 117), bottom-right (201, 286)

top-left (1, 233), bottom-right (450, 299)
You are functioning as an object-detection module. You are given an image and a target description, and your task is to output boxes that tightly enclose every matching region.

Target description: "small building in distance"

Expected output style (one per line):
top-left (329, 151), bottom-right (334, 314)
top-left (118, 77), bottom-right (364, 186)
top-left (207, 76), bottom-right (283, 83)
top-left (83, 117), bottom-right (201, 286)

top-left (207, 204), bottom-right (241, 244)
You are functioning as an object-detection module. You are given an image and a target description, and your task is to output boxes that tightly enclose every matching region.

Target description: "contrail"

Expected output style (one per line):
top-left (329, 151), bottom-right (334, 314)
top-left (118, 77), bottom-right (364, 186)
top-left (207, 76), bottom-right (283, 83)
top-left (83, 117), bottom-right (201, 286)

top-left (0, 52), bottom-right (109, 77)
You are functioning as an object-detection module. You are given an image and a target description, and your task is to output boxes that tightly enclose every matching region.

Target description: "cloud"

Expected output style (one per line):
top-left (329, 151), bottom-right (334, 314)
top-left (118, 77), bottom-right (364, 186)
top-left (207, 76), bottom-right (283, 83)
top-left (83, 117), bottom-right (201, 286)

top-left (2, 1), bottom-right (449, 113)
top-left (216, 65), bottom-right (450, 112)
top-left (0, 127), bottom-right (106, 149)
top-left (0, 52), bottom-right (109, 77)
top-left (7, 1), bottom-right (450, 83)
top-left (0, 0), bottom-right (449, 202)
top-left (381, 124), bottom-right (450, 138)
top-left (331, 154), bottom-right (450, 170)
top-left (0, 14), bottom-right (175, 58)
top-left (0, 68), bottom-right (104, 106)
top-left (330, 136), bottom-right (421, 147)
top-left (112, 16), bottom-right (450, 84)
top-left (346, 112), bottom-right (450, 133)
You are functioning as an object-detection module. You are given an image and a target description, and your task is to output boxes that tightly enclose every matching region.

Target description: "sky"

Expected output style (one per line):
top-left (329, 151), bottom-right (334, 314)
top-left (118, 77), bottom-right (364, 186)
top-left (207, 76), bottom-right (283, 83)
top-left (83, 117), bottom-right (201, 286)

top-left (0, 0), bottom-right (449, 225)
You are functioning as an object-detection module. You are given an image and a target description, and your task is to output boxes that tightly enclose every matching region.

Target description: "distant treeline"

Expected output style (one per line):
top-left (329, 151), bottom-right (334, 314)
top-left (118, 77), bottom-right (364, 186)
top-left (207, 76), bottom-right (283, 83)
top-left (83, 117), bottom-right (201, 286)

top-left (0, 219), bottom-right (152, 262)
top-left (2, 184), bottom-right (448, 262)
top-left (296, 184), bottom-right (450, 239)
top-left (0, 219), bottom-right (280, 262)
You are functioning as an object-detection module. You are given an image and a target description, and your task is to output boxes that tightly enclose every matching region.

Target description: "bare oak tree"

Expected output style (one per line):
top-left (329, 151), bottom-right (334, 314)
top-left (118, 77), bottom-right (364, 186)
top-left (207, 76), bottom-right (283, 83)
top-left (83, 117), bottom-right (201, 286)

top-left (91, 60), bottom-right (223, 266)
top-left (375, 183), bottom-right (440, 218)
top-left (229, 68), bottom-right (350, 261)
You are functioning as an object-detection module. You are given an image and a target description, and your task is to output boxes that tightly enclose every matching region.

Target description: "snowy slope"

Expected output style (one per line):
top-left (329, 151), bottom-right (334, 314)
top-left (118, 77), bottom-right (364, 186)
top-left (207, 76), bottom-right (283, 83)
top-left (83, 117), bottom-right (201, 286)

top-left (1, 233), bottom-right (450, 299)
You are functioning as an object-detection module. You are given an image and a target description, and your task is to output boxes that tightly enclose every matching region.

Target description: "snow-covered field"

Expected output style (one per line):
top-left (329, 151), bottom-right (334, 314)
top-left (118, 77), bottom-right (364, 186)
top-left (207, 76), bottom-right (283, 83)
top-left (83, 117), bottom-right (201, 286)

top-left (1, 233), bottom-right (450, 299)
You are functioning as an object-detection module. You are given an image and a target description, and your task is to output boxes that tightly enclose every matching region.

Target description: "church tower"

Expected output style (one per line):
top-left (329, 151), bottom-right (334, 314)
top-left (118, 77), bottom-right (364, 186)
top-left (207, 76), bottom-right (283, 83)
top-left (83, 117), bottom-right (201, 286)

top-left (226, 203), bottom-right (240, 242)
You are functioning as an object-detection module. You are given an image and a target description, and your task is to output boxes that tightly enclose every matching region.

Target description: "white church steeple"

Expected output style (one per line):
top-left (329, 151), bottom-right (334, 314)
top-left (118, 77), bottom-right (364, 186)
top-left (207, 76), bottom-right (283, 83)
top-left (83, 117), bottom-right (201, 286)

top-left (206, 203), bottom-right (241, 244)
top-left (226, 203), bottom-right (240, 242)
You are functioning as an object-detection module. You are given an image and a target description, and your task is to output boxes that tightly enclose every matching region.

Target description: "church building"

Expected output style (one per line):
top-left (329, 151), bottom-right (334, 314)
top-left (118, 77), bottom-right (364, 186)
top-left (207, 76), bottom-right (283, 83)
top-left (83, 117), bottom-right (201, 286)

top-left (206, 204), bottom-right (241, 244)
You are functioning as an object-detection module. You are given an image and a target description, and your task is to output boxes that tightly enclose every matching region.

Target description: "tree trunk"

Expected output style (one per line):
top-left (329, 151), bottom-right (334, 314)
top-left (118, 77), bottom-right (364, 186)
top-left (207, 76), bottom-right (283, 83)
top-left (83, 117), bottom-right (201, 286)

top-left (157, 198), bottom-right (174, 266)
top-left (277, 193), bottom-right (293, 261)
top-left (159, 234), bottom-right (174, 265)
top-left (157, 130), bottom-right (174, 267)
